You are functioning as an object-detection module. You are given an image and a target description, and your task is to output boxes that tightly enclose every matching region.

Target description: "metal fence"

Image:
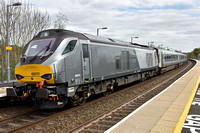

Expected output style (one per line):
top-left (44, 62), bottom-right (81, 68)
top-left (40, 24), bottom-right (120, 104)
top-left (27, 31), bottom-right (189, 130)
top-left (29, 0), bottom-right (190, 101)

top-left (0, 58), bottom-right (18, 82)
top-left (1, 57), bottom-right (3, 82)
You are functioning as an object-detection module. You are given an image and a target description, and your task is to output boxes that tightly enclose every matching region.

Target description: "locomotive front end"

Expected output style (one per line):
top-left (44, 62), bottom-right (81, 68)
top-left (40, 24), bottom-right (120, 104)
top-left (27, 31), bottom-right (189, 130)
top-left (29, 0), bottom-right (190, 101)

top-left (11, 30), bottom-right (70, 108)
top-left (15, 64), bottom-right (55, 84)
top-left (15, 32), bottom-right (58, 85)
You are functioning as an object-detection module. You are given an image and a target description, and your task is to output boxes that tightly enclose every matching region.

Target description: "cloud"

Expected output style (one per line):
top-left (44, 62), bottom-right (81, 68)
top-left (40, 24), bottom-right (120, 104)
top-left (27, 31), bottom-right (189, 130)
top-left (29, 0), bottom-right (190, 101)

top-left (25, 0), bottom-right (200, 52)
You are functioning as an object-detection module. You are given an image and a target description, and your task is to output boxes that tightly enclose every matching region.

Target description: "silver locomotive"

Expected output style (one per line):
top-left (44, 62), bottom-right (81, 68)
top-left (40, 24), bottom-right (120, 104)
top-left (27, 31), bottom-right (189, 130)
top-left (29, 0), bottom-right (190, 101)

top-left (9, 29), bottom-right (187, 109)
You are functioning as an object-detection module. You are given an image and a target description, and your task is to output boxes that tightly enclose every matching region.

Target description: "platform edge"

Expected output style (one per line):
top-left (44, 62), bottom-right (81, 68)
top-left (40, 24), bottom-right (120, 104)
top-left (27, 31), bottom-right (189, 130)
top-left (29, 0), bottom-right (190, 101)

top-left (173, 75), bottom-right (200, 133)
top-left (105, 61), bottom-right (196, 133)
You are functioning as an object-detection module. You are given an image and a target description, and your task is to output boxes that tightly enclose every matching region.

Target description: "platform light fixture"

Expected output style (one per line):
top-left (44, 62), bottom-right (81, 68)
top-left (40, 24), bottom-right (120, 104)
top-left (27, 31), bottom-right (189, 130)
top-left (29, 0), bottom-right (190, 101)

top-left (131, 37), bottom-right (139, 43)
top-left (148, 41), bottom-right (154, 47)
top-left (6, 2), bottom-right (22, 83)
top-left (97, 27), bottom-right (107, 36)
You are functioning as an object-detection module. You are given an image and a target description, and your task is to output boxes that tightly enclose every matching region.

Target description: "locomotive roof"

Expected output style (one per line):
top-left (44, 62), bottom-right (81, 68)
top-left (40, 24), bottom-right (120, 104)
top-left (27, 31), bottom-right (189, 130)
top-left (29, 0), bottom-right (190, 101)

top-left (83, 33), bottom-right (150, 49)
top-left (34, 29), bottom-right (87, 39)
top-left (159, 49), bottom-right (186, 55)
top-left (34, 29), bottom-right (150, 49)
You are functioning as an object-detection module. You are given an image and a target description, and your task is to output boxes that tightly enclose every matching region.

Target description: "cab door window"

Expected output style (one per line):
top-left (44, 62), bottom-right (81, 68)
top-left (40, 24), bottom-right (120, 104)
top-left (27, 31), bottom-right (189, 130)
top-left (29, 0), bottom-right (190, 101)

top-left (82, 44), bottom-right (89, 58)
top-left (62, 40), bottom-right (77, 55)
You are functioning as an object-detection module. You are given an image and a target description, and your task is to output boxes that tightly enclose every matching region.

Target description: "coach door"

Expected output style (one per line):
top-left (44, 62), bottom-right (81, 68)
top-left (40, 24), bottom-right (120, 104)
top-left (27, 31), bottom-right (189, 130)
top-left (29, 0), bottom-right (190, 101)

top-left (82, 44), bottom-right (91, 82)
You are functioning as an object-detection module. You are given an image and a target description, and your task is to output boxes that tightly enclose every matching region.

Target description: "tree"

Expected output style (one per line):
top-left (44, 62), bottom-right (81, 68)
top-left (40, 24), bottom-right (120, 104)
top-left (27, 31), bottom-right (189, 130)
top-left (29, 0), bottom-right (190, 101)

top-left (192, 48), bottom-right (200, 57)
top-left (189, 48), bottom-right (200, 59)
top-left (149, 43), bottom-right (155, 48)
top-left (0, 0), bottom-right (51, 80)
top-left (53, 10), bottom-right (68, 29)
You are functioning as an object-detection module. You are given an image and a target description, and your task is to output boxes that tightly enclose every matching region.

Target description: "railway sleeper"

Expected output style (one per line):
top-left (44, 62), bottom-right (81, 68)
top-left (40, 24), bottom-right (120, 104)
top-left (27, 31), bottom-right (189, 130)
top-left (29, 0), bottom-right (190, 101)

top-left (20, 118), bottom-right (35, 123)
top-left (121, 106), bottom-right (136, 111)
top-left (29, 115), bottom-right (45, 119)
top-left (87, 124), bottom-right (111, 130)
top-left (6, 122), bottom-right (22, 127)
top-left (112, 112), bottom-right (129, 117)
top-left (95, 123), bottom-right (112, 128)
top-left (123, 106), bottom-right (137, 110)
top-left (83, 128), bottom-right (105, 133)
top-left (106, 115), bottom-right (124, 121)
top-left (115, 110), bottom-right (133, 114)
top-left (0, 128), bottom-right (7, 132)
top-left (98, 120), bottom-right (118, 125)
top-left (126, 103), bottom-right (137, 107)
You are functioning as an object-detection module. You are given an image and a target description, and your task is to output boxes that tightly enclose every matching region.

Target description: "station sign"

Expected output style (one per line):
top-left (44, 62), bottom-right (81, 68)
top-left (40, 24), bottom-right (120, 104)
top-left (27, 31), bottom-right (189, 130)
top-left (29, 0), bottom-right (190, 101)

top-left (6, 46), bottom-right (12, 51)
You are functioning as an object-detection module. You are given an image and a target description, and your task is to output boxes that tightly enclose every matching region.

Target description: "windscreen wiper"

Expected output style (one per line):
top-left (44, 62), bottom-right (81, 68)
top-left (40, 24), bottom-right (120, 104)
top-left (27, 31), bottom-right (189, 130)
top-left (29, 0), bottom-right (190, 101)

top-left (41, 40), bottom-right (52, 58)
top-left (29, 41), bottom-right (52, 62)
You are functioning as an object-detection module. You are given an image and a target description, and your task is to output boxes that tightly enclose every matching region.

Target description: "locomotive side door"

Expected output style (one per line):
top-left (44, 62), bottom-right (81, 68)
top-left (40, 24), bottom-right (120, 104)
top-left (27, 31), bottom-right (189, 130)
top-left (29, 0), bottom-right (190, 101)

top-left (82, 43), bottom-right (91, 82)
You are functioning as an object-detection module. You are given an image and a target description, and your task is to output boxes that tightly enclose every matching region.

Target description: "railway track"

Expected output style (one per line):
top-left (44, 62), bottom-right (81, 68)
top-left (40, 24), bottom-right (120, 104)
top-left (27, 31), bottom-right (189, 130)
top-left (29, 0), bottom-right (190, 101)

top-left (0, 110), bottom-right (39, 132)
top-left (67, 60), bottom-right (194, 133)
top-left (0, 60), bottom-right (194, 133)
top-left (0, 109), bottom-right (67, 133)
top-left (0, 81), bottom-right (22, 88)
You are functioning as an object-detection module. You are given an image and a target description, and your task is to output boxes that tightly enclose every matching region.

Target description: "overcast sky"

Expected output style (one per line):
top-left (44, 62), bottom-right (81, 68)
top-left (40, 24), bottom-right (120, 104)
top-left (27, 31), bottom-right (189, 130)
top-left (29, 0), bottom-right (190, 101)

top-left (9, 0), bottom-right (200, 52)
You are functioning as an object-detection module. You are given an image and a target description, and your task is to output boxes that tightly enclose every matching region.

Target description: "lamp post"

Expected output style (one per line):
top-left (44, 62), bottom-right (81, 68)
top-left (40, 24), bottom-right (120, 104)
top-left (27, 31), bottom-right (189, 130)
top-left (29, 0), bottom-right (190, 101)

top-left (158, 44), bottom-right (163, 49)
top-left (6, 2), bottom-right (22, 83)
top-left (148, 41), bottom-right (154, 47)
top-left (131, 37), bottom-right (139, 43)
top-left (1, 57), bottom-right (3, 83)
top-left (97, 27), bottom-right (107, 36)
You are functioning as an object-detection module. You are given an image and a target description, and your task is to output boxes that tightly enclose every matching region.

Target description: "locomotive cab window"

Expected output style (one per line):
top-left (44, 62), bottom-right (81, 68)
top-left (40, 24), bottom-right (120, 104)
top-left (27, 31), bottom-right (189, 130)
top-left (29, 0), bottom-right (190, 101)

top-left (25, 38), bottom-right (56, 57)
top-left (62, 40), bottom-right (77, 55)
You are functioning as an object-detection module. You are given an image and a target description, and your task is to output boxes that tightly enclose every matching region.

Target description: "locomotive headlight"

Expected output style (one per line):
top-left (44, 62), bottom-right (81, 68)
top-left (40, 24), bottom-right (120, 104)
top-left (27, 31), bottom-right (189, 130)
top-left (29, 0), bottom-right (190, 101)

top-left (41, 74), bottom-right (52, 80)
top-left (16, 74), bottom-right (24, 80)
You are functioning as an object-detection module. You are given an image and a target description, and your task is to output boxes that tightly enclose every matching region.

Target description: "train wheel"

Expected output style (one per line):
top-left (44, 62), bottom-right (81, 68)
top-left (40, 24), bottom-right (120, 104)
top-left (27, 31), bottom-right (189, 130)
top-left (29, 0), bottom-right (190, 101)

top-left (70, 93), bottom-right (86, 106)
top-left (102, 84), bottom-right (114, 96)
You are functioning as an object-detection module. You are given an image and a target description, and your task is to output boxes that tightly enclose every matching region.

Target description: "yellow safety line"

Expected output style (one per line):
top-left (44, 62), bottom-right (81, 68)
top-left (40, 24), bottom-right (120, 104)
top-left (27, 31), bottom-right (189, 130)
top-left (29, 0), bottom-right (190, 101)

top-left (0, 88), bottom-right (7, 91)
top-left (173, 76), bottom-right (200, 133)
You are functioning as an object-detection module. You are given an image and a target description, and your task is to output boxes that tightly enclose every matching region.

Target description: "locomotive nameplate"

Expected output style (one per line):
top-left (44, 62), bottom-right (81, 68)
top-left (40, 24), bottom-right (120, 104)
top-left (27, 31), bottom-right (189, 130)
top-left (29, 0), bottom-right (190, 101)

top-left (31, 72), bottom-right (40, 76)
top-left (26, 66), bottom-right (37, 69)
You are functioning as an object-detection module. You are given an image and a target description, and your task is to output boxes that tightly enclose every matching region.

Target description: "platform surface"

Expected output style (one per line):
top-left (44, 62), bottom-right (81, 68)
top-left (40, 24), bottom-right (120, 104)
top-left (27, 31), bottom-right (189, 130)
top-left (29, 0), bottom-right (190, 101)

top-left (105, 60), bottom-right (200, 133)
top-left (0, 87), bottom-right (7, 97)
top-left (182, 84), bottom-right (200, 132)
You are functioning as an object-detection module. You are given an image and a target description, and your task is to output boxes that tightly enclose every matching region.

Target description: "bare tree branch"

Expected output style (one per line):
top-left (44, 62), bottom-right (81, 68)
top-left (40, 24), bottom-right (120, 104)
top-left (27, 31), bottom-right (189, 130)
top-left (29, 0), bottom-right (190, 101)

top-left (0, 0), bottom-right (51, 80)
top-left (53, 10), bottom-right (68, 29)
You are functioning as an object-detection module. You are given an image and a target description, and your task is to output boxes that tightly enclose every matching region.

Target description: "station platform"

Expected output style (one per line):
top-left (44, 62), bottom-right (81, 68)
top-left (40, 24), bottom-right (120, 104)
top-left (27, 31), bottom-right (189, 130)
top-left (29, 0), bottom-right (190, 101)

top-left (105, 60), bottom-right (200, 133)
top-left (0, 80), bottom-right (18, 99)
top-left (0, 87), bottom-right (7, 98)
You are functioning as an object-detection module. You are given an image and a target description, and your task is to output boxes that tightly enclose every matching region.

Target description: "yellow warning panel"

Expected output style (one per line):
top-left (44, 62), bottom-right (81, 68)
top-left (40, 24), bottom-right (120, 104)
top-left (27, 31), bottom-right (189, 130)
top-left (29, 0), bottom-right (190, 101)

top-left (6, 46), bottom-right (12, 51)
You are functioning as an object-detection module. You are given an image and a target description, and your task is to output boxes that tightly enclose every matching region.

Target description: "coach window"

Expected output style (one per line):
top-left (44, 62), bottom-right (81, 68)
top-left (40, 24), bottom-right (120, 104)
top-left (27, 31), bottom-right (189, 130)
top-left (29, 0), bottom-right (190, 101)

top-left (62, 40), bottom-right (77, 55)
